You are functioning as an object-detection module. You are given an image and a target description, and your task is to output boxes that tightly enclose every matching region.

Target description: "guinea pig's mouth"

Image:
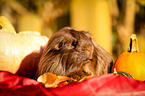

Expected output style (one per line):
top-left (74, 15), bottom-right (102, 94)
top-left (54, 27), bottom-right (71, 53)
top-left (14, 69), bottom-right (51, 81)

top-left (66, 60), bottom-right (94, 81)
top-left (67, 70), bottom-right (94, 81)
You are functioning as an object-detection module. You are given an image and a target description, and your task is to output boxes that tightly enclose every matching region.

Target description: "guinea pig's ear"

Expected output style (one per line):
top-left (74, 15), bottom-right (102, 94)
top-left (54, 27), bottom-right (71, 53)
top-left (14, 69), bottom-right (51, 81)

top-left (42, 34), bottom-right (64, 56)
top-left (51, 41), bottom-right (63, 50)
top-left (92, 40), bottom-right (113, 75)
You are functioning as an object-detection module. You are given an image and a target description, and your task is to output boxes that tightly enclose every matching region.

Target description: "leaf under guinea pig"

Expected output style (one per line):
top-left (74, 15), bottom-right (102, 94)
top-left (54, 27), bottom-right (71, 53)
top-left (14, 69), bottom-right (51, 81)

top-left (37, 72), bottom-right (76, 88)
top-left (37, 72), bottom-right (94, 88)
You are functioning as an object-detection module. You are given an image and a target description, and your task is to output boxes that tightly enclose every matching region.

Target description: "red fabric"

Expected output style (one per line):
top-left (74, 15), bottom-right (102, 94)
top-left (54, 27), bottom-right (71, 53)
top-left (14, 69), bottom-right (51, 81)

top-left (0, 71), bottom-right (145, 96)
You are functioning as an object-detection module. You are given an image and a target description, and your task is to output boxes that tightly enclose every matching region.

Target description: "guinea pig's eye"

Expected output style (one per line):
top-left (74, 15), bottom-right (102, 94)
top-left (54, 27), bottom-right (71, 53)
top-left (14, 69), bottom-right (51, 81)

top-left (72, 41), bottom-right (77, 47)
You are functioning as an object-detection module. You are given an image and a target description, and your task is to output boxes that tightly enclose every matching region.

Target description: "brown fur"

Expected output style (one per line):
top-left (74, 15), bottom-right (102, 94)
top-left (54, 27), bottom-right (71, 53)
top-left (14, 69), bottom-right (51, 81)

top-left (36, 27), bottom-right (113, 80)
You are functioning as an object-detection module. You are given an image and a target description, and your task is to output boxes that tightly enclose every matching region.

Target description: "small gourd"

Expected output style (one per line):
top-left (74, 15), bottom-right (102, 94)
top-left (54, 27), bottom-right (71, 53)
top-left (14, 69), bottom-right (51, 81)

top-left (112, 34), bottom-right (145, 81)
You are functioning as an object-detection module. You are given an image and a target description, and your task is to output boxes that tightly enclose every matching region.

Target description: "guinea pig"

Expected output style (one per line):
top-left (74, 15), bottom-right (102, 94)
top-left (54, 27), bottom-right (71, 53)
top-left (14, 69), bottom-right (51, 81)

top-left (36, 27), bottom-right (113, 80)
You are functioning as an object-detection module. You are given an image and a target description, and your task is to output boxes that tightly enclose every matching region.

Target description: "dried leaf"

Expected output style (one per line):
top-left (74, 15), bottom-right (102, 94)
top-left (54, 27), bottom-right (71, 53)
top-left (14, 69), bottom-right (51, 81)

top-left (37, 72), bottom-right (76, 88)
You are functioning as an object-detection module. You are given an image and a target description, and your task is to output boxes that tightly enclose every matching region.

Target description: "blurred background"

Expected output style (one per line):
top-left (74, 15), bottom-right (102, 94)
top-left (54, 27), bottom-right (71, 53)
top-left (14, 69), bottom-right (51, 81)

top-left (0, 0), bottom-right (145, 60)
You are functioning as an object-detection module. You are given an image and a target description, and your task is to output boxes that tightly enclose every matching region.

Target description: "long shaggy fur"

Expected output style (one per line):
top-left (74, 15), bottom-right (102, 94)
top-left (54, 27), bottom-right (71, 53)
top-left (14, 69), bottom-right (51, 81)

top-left (36, 27), bottom-right (113, 80)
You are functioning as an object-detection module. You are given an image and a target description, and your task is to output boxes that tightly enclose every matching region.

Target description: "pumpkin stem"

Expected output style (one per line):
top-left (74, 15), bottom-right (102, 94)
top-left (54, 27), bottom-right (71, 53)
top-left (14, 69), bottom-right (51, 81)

top-left (0, 16), bottom-right (16, 34)
top-left (128, 34), bottom-right (139, 52)
top-left (113, 68), bottom-right (117, 74)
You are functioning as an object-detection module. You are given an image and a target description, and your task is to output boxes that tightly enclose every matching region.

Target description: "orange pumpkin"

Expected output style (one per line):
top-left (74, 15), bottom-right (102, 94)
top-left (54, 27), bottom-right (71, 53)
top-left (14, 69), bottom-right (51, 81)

top-left (112, 34), bottom-right (145, 81)
top-left (0, 16), bottom-right (48, 78)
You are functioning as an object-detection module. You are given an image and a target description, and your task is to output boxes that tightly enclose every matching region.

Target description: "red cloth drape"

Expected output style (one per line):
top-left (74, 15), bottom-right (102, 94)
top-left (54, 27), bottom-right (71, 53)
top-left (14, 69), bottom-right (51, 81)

top-left (0, 71), bottom-right (145, 96)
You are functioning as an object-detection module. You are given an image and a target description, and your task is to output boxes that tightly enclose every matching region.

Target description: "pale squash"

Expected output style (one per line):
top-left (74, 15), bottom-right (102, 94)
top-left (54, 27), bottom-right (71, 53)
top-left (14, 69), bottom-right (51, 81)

top-left (0, 16), bottom-right (48, 78)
